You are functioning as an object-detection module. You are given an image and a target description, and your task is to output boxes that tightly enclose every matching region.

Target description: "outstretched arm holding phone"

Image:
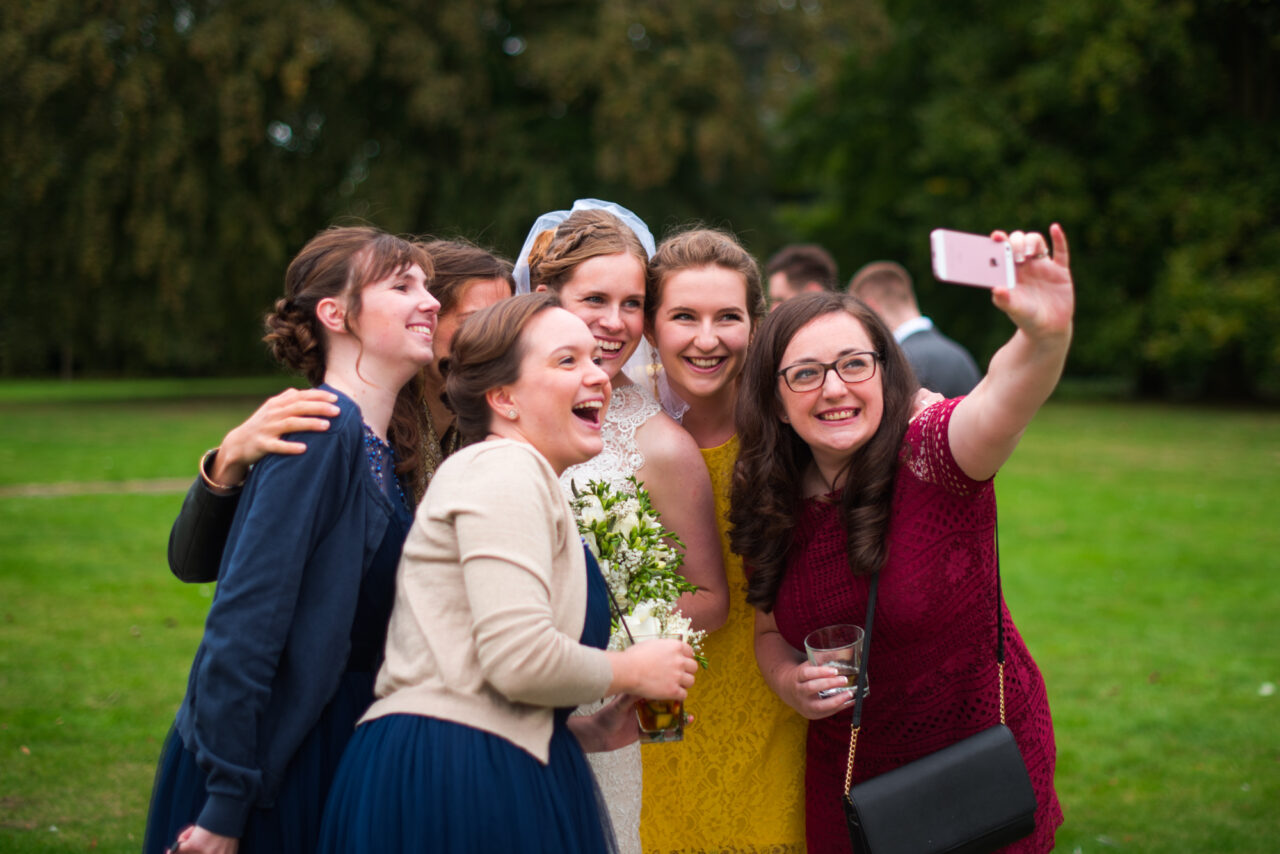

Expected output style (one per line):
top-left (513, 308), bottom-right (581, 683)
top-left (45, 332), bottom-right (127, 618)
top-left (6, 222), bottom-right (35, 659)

top-left (947, 224), bottom-right (1074, 482)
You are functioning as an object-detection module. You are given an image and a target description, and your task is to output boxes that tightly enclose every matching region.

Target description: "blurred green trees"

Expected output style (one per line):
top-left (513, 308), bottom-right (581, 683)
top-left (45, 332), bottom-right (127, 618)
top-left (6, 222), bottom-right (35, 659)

top-left (770, 0), bottom-right (1280, 398)
top-left (1, 0), bottom-right (875, 377)
top-left (2, 0), bottom-right (1276, 398)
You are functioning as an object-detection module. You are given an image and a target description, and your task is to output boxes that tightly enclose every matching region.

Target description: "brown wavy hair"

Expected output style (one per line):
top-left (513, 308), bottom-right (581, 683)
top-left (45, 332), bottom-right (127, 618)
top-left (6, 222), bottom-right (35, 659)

top-left (526, 209), bottom-right (648, 292)
top-left (418, 239), bottom-right (514, 313)
top-left (444, 292), bottom-right (561, 445)
top-left (645, 227), bottom-right (768, 330)
top-left (729, 292), bottom-right (919, 611)
top-left (263, 226), bottom-right (433, 498)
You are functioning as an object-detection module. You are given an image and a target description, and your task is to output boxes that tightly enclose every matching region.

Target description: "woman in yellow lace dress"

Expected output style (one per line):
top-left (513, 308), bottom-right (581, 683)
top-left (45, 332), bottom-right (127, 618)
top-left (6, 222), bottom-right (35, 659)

top-left (639, 229), bottom-right (808, 853)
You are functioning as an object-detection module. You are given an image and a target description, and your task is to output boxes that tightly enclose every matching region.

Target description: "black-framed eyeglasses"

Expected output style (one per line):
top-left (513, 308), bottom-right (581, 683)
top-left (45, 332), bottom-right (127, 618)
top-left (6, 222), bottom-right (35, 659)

top-left (777, 351), bottom-right (881, 392)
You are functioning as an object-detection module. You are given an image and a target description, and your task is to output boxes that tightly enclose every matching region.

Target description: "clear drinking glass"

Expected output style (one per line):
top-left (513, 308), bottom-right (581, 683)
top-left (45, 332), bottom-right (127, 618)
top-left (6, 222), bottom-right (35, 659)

top-left (804, 624), bottom-right (866, 699)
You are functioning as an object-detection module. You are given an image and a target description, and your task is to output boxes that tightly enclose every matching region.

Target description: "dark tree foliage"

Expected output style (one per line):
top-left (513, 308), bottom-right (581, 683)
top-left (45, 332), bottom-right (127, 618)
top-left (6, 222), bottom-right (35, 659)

top-left (1, 0), bottom-right (879, 377)
top-left (769, 0), bottom-right (1280, 400)
top-left (7, 0), bottom-right (1274, 398)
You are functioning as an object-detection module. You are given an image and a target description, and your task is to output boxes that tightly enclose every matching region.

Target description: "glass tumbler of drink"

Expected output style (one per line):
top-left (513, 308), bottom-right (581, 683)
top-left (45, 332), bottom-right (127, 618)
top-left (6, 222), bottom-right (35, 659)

top-left (631, 631), bottom-right (685, 743)
top-left (803, 624), bottom-right (865, 699)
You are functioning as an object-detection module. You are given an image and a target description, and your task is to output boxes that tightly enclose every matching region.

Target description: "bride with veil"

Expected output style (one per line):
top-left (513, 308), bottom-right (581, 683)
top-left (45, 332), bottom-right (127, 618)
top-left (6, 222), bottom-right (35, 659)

top-left (514, 199), bottom-right (728, 854)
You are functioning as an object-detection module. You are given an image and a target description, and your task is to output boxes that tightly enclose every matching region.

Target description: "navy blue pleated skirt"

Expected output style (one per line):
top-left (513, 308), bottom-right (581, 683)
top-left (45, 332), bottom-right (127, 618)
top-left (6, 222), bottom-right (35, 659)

top-left (142, 670), bottom-right (373, 854)
top-left (317, 709), bottom-right (617, 854)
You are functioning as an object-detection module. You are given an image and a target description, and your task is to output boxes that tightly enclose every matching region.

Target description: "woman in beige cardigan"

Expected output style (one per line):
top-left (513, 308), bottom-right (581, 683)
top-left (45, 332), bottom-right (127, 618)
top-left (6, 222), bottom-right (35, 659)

top-left (318, 292), bottom-right (698, 854)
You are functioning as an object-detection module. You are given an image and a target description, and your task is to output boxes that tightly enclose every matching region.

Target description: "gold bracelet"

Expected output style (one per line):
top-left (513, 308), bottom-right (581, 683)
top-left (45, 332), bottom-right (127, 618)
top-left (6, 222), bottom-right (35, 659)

top-left (199, 447), bottom-right (245, 492)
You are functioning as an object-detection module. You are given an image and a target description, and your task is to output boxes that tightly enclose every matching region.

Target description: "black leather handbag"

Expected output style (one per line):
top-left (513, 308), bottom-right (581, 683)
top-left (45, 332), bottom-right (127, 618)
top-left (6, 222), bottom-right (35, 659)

top-left (841, 532), bottom-right (1037, 854)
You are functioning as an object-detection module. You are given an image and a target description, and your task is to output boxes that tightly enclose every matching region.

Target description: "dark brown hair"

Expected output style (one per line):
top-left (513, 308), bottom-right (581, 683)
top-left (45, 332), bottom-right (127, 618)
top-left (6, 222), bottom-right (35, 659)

top-left (646, 227), bottom-right (768, 330)
top-left (418, 239), bottom-right (514, 313)
top-left (765, 243), bottom-right (840, 292)
top-left (444, 291), bottom-right (562, 445)
top-left (527, 209), bottom-right (648, 293)
top-left (729, 292), bottom-right (919, 611)
top-left (263, 226), bottom-right (433, 497)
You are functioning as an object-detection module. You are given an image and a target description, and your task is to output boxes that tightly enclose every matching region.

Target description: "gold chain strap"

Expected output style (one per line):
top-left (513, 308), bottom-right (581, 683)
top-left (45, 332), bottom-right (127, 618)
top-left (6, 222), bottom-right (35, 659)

top-left (999, 661), bottom-right (1007, 725)
top-left (845, 658), bottom-right (1007, 792)
top-left (846, 528), bottom-right (1009, 796)
top-left (844, 723), bottom-right (860, 793)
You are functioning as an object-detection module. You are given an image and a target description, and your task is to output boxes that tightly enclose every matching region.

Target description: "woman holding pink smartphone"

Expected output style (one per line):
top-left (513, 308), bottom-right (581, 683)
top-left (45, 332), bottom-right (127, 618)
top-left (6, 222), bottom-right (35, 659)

top-left (731, 225), bottom-right (1071, 853)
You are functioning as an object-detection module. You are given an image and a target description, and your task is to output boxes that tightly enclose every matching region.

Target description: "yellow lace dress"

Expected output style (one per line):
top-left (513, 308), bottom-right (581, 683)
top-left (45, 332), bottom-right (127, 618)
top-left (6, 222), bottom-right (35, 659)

top-left (639, 435), bottom-right (808, 853)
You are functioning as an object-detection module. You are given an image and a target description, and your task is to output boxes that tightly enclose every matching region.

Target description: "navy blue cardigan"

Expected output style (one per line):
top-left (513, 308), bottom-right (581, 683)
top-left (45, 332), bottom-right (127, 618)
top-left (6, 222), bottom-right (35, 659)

top-left (173, 388), bottom-right (398, 837)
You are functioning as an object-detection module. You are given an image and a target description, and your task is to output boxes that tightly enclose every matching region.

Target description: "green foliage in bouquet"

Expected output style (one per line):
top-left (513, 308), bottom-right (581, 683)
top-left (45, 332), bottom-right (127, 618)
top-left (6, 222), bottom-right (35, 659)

top-left (570, 476), bottom-right (707, 665)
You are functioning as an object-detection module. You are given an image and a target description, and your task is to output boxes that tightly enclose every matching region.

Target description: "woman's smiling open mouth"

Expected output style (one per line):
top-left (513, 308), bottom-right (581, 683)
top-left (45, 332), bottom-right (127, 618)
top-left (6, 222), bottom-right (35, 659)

top-left (572, 399), bottom-right (604, 425)
top-left (685, 356), bottom-right (726, 371)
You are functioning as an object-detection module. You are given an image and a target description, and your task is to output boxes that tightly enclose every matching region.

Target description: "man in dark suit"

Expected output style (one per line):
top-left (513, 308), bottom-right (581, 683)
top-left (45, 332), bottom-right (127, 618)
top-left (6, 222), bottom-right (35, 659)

top-left (850, 261), bottom-right (981, 398)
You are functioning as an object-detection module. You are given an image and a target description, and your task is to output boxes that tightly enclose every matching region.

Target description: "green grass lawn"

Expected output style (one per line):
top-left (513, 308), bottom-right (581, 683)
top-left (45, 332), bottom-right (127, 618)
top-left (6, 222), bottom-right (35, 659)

top-left (1, 380), bottom-right (1277, 852)
top-left (995, 403), bottom-right (1280, 851)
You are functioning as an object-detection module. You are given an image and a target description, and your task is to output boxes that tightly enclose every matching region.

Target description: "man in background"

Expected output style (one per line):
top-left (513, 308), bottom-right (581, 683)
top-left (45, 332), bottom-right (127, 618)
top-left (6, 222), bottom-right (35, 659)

top-left (850, 260), bottom-right (981, 398)
top-left (765, 244), bottom-right (839, 310)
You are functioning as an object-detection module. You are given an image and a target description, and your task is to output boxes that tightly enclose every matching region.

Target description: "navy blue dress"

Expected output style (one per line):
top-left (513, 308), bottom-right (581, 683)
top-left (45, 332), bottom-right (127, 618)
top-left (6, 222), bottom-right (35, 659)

top-left (317, 545), bottom-right (617, 854)
top-left (144, 392), bottom-right (412, 854)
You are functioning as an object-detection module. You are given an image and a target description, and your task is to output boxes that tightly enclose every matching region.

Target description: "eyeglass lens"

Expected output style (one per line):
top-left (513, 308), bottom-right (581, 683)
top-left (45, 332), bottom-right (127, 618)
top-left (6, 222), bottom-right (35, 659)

top-left (783, 354), bottom-right (876, 391)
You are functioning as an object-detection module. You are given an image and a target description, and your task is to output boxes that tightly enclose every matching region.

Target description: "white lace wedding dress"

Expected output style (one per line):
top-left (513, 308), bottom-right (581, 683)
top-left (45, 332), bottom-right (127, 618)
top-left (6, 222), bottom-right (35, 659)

top-left (561, 381), bottom-right (661, 854)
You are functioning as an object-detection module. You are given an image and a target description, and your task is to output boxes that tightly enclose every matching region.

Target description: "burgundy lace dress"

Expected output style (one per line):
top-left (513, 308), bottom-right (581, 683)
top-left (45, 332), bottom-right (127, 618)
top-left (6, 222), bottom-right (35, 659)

top-left (771, 398), bottom-right (1063, 853)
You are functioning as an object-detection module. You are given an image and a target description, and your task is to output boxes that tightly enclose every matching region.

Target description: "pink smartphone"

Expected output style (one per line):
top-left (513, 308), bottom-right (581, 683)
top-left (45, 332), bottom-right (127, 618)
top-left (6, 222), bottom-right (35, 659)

top-left (930, 229), bottom-right (1015, 289)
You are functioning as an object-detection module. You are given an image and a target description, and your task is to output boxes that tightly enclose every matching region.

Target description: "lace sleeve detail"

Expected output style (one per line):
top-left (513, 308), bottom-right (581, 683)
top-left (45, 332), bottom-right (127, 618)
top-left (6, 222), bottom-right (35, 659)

top-left (560, 384), bottom-right (661, 495)
top-left (900, 396), bottom-right (989, 497)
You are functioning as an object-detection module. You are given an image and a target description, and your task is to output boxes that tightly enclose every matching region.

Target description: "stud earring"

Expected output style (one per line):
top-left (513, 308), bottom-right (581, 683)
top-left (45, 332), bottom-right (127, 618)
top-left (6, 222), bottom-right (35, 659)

top-left (507, 409), bottom-right (518, 419)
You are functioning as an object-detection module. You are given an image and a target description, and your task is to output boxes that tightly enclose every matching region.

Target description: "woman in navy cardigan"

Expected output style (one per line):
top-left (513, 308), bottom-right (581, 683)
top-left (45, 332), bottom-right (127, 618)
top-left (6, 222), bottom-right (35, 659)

top-left (143, 226), bottom-right (440, 854)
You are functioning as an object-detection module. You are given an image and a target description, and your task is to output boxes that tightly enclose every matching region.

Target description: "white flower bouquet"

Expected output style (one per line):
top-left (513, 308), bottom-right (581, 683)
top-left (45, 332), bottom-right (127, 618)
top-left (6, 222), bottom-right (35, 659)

top-left (571, 476), bottom-right (707, 667)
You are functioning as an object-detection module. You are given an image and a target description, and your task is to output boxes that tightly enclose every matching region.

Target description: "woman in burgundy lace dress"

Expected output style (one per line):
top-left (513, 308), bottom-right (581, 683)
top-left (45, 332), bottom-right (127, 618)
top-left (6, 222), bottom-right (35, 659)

top-left (729, 226), bottom-right (1072, 852)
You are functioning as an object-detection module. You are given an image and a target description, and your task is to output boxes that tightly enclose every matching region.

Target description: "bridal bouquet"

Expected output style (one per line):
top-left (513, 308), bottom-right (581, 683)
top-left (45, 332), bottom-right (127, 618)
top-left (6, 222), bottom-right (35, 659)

top-left (571, 476), bottom-right (707, 666)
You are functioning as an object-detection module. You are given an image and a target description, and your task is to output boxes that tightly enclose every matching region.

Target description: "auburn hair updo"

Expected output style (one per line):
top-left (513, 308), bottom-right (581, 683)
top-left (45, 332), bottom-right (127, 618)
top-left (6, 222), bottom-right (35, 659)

top-left (263, 226), bottom-right (433, 500)
top-left (526, 209), bottom-right (648, 293)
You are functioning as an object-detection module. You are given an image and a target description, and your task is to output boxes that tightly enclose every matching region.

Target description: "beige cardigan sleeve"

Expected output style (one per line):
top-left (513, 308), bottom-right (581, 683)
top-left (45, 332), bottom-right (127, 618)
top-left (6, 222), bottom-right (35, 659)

top-left (454, 443), bottom-right (613, 706)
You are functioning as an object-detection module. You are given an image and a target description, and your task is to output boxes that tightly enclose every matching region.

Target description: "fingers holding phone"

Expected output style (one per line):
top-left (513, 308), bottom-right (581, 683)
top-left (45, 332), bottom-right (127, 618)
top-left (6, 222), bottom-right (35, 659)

top-left (990, 224), bottom-right (1074, 341)
top-left (991, 229), bottom-right (1051, 264)
top-left (932, 225), bottom-right (1074, 342)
